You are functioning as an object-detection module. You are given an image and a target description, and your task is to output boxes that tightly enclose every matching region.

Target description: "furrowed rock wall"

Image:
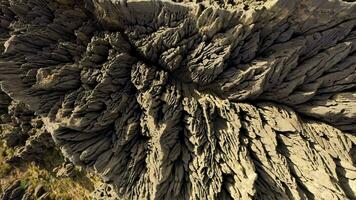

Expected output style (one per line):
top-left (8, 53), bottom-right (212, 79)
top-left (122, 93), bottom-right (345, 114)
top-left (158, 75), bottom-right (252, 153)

top-left (0, 0), bottom-right (355, 199)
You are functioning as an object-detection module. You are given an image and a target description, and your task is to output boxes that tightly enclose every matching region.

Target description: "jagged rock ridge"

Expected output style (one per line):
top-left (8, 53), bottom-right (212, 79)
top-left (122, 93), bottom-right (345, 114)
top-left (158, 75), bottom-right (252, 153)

top-left (0, 0), bottom-right (355, 199)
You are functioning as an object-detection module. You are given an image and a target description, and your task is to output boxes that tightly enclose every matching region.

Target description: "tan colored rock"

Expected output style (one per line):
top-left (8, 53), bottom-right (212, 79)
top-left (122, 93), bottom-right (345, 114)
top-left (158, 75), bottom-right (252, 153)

top-left (0, 0), bottom-right (355, 199)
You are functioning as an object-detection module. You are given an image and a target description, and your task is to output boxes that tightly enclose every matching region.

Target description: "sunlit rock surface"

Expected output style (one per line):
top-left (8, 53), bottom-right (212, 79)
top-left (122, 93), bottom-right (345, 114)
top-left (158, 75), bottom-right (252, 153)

top-left (0, 0), bottom-right (355, 199)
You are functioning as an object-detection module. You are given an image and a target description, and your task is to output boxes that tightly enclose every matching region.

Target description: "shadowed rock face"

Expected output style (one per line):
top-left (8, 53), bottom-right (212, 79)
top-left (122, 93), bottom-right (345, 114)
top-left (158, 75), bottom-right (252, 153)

top-left (0, 89), bottom-right (55, 166)
top-left (0, 0), bottom-right (355, 199)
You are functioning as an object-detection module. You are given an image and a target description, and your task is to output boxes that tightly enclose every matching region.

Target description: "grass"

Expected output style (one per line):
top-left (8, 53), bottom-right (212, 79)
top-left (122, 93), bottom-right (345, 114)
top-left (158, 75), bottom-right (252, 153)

top-left (0, 138), bottom-right (101, 199)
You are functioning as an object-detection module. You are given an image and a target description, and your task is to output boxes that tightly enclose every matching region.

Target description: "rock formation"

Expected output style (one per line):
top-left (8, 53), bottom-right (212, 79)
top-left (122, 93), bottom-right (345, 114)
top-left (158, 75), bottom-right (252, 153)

top-left (0, 89), bottom-right (55, 166)
top-left (0, 0), bottom-right (355, 199)
top-left (1, 180), bottom-right (50, 200)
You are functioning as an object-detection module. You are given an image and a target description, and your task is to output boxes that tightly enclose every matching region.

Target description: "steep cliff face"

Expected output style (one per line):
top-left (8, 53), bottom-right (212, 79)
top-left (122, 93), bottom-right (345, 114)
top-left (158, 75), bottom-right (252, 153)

top-left (0, 0), bottom-right (355, 199)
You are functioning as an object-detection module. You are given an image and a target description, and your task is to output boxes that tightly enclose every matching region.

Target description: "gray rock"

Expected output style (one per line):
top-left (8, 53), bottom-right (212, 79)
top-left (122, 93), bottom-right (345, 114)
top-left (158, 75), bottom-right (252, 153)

top-left (92, 183), bottom-right (119, 200)
top-left (0, 0), bottom-right (355, 199)
top-left (53, 162), bottom-right (76, 178)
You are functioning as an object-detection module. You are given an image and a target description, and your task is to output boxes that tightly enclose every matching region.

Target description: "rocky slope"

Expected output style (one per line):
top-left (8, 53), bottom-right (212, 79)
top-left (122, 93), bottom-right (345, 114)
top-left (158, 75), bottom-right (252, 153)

top-left (0, 0), bottom-right (355, 199)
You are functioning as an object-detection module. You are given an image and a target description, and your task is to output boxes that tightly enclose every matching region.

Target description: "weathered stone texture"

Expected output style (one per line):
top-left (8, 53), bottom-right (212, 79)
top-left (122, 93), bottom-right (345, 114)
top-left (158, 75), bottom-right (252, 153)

top-left (0, 0), bottom-right (355, 199)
